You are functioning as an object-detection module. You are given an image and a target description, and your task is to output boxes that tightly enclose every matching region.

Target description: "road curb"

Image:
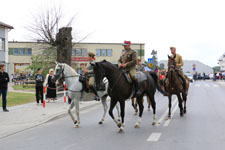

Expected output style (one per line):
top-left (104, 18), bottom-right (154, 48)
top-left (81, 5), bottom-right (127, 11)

top-left (0, 101), bottom-right (101, 140)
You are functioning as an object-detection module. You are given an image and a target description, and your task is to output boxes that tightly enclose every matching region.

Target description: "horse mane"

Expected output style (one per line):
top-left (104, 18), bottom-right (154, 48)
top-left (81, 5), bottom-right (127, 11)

top-left (63, 63), bottom-right (79, 76)
top-left (99, 60), bottom-right (118, 70)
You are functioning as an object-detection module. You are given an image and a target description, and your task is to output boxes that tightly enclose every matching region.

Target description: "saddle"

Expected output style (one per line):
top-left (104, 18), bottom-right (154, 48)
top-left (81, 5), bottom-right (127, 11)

top-left (122, 71), bottom-right (147, 83)
top-left (79, 74), bottom-right (106, 92)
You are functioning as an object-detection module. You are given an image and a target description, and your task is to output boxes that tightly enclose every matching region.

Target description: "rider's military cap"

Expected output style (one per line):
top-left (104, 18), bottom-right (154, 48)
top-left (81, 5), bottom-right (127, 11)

top-left (122, 41), bottom-right (131, 46)
top-left (170, 46), bottom-right (176, 49)
top-left (88, 52), bottom-right (95, 57)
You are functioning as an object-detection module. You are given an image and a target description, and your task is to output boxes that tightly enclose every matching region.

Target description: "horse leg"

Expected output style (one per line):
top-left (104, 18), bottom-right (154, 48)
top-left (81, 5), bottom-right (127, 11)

top-left (149, 93), bottom-right (156, 126)
top-left (131, 98), bottom-right (138, 115)
top-left (147, 96), bottom-right (151, 111)
top-left (68, 99), bottom-right (77, 126)
top-left (74, 98), bottom-right (80, 128)
top-left (182, 92), bottom-right (187, 114)
top-left (115, 103), bottom-right (121, 122)
top-left (118, 100), bottom-right (125, 132)
top-left (177, 93), bottom-right (184, 117)
top-left (134, 96), bottom-right (144, 128)
top-left (99, 95), bottom-right (108, 124)
top-left (108, 99), bottom-right (119, 127)
top-left (168, 94), bottom-right (172, 119)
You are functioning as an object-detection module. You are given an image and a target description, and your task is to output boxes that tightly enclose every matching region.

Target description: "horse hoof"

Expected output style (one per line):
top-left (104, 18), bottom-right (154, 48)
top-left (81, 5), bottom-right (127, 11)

top-left (180, 113), bottom-right (184, 117)
top-left (98, 121), bottom-right (103, 124)
top-left (74, 125), bottom-right (79, 128)
top-left (152, 122), bottom-right (156, 126)
top-left (134, 124), bottom-right (139, 128)
top-left (148, 108), bottom-right (150, 111)
top-left (117, 123), bottom-right (122, 128)
top-left (118, 127), bottom-right (124, 133)
top-left (134, 112), bottom-right (138, 115)
top-left (184, 110), bottom-right (187, 114)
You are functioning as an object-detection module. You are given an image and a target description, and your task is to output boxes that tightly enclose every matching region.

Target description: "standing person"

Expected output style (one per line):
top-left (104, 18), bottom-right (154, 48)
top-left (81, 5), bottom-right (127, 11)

top-left (0, 64), bottom-right (10, 112)
top-left (44, 69), bottom-right (57, 103)
top-left (118, 41), bottom-right (141, 97)
top-left (35, 68), bottom-right (44, 105)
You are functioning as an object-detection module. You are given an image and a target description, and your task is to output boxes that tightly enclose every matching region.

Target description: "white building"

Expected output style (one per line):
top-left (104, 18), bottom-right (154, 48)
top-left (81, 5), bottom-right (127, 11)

top-left (0, 21), bottom-right (13, 72)
top-left (218, 52), bottom-right (225, 71)
top-left (159, 60), bottom-right (213, 74)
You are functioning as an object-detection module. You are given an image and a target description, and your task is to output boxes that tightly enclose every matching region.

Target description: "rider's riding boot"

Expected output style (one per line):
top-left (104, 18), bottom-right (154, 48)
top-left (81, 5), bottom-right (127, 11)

top-left (134, 79), bottom-right (141, 97)
top-left (90, 86), bottom-right (100, 101)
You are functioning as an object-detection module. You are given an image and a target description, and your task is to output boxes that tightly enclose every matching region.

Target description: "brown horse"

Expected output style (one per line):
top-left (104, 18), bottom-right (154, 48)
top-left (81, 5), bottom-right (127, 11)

top-left (164, 56), bottom-right (189, 118)
top-left (131, 96), bottom-right (151, 115)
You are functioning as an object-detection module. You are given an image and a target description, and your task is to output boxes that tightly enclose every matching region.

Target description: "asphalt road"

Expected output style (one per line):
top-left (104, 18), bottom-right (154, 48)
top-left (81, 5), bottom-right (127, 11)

top-left (1, 81), bottom-right (225, 150)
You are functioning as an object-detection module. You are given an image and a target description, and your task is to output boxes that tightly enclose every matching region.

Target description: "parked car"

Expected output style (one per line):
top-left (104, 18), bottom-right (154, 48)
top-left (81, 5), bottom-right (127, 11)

top-left (185, 73), bottom-right (193, 82)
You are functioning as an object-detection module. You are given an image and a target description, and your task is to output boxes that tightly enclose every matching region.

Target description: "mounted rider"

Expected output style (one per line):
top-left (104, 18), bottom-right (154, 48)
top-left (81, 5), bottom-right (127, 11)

top-left (84, 52), bottom-right (99, 100)
top-left (137, 58), bottom-right (145, 72)
top-left (169, 46), bottom-right (187, 94)
top-left (118, 41), bottom-right (141, 97)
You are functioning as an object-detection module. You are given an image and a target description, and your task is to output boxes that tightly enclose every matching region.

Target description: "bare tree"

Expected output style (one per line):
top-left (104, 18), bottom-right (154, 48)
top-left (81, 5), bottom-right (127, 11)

top-left (26, 6), bottom-right (76, 46)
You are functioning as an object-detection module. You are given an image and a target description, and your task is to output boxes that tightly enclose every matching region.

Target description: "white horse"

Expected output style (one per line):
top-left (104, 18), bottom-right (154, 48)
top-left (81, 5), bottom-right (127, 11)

top-left (52, 63), bottom-right (120, 128)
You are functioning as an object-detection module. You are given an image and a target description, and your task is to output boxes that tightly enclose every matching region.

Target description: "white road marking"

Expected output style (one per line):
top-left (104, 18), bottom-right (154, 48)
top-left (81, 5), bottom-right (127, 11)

top-left (156, 98), bottom-right (177, 126)
top-left (213, 84), bottom-right (219, 87)
top-left (194, 84), bottom-right (200, 87)
top-left (147, 133), bottom-right (162, 142)
top-left (164, 103), bottom-right (179, 127)
top-left (204, 84), bottom-right (210, 87)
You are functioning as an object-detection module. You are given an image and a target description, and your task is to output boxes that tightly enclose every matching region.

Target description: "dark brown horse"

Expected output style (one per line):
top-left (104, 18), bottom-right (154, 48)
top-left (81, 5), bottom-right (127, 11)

top-left (165, 56), bottom-right (190, 118)
top-left (93, 60), bottom-right (167, 132)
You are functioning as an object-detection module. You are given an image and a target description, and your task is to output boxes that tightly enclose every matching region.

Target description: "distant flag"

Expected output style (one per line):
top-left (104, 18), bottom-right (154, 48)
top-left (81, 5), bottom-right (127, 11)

top-left (154, 67), bottom-right (159, 73)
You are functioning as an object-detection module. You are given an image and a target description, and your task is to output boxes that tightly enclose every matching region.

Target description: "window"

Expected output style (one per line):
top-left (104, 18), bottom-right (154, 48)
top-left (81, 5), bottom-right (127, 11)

top-left (0, 38), bottom-right (5, 50)
top-left (101, 49), bottom-right (107, 56)
top-left (96, 49), bottom-right (101, 56)
top-left (76, 49), bottom-right (81, 56)
top-left (20, 48), bottom-right (26, 55)
top-left (107, 49), bottom-right (112, 56)
top-left (82, 49), bottom-right (87, 56)
top-left (14, 48), bottom-right (19, 55)
top-left (72, 49), bottom-right (76, 56)
top-left (27, 49), bottom-right (32, 55)
top-left (95, 49), bottom-right (113, 56)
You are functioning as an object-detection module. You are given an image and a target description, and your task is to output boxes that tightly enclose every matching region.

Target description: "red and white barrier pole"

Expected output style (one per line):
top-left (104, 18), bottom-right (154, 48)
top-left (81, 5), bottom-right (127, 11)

top-left (42, 86), bottom-right (47, 115)
top-left (63, 81), bottom-right (67, 107)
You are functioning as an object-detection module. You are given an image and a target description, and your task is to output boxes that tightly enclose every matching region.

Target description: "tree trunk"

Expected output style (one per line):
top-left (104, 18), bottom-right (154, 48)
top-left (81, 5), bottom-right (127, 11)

top-left (56, 27), bottom-right (72, 66)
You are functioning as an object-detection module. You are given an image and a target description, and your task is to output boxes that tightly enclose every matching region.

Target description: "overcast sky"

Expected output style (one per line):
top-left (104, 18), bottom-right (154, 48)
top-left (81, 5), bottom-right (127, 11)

top-left (1, 0), bottom-right (225, 67)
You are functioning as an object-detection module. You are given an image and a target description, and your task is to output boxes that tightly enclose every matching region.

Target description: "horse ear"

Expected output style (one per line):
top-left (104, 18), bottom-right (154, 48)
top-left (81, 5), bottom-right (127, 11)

top-left (103, 59), bottom-right (107, 62)
top-left (91, 62), bottom-right (96, 67)
top-left (173, 55), bottom-right (176, 59)
top-left (168, 55), bottom-right (170, 59)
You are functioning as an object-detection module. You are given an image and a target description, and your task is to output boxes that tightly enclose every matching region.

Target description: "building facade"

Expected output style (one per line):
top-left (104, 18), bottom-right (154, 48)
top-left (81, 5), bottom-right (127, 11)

top-left (0, 21), bottom-right (13, 72)
top-left (218, 52), bottom-right (225, 71)
top-left (8, 41), bottom-right (145, 74)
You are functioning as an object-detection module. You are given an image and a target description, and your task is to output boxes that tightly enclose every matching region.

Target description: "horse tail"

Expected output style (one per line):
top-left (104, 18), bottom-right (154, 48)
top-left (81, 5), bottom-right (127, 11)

top-left (148, 71), bottom-right (167, 96)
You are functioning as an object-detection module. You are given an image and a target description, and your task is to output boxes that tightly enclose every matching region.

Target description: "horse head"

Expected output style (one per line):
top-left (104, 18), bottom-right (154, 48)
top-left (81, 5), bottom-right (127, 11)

top-left (52, 63), bottom-right (64, 83)
top-left (92, 61), bottom-right (107, 89)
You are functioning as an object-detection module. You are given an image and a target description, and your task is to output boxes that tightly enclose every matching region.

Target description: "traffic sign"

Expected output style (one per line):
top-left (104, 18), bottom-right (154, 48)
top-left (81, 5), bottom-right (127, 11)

top-left (148, 63), bottom-right (153, 67)
top-left (148, 58), bottom-right (153, 63)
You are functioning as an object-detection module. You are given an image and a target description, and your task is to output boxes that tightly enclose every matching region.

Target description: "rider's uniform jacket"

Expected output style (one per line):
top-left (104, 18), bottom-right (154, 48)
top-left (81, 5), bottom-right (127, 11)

top-left (86, 60), bottom-right (95, 78)
top-left (118, 49), bottom-right (137, 72)
top-left (173, 54), bottom-right (184, 69)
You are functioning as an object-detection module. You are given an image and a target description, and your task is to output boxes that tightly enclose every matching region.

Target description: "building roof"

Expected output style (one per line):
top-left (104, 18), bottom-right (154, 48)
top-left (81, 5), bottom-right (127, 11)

top-left (0, 21), bottom-right (14, 29)
top-left (8, 41), bottom-right (145, 45)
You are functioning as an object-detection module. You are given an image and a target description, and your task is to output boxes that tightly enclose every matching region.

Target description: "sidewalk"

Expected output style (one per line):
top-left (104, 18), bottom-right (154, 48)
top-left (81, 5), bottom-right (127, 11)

top-left (8, 82), bottom-right (35, 94)
top-left (0, 96), bottom-right (101, 139)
